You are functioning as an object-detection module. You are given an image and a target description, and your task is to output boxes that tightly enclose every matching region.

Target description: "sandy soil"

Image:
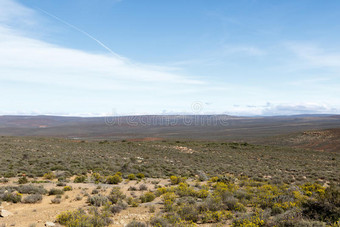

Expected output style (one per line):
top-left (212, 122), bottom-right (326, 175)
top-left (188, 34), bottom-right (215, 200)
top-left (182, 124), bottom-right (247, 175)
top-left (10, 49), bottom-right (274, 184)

top-left (0, 178), bottom-right (170, 227)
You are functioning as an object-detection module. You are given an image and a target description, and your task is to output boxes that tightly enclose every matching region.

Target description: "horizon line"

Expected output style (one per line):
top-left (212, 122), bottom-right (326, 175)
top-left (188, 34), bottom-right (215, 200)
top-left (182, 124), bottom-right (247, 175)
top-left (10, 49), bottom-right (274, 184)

top-left (0, 113), bottom-right (339, 118)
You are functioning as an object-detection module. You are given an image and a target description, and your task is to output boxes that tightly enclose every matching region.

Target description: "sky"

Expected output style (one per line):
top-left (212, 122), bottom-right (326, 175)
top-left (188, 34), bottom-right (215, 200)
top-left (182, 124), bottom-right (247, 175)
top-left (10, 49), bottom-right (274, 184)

top-left (0, 0), bottom-right (340, 116)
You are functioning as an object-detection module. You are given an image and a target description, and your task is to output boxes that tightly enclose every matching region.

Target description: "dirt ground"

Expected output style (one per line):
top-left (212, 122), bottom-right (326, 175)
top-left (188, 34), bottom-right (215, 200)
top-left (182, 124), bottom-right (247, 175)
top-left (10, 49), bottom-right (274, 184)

top-left (0, 178), bottom-right (170, 227)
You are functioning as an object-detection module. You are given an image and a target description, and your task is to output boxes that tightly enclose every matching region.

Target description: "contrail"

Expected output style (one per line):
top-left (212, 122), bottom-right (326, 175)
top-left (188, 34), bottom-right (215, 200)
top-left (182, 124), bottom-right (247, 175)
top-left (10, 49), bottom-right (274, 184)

top-left (37, 8), bottom-right (122, 58)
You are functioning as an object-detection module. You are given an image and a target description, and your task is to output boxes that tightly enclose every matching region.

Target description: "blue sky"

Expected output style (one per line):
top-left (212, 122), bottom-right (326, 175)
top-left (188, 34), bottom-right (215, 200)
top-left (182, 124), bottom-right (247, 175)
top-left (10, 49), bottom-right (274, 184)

top-left (0, 0), bottom-right (340, 116)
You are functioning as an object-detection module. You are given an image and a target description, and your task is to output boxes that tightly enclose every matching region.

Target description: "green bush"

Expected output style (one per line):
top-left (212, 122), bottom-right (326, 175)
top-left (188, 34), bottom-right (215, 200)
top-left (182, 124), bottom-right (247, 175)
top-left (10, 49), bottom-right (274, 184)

top-left (128, 174), bottom-right (136, 180)
top-left (56, 208), bottom-right (112, 227)
top-left (63, 186), bottom-right (72, 191)
top-left (107, 187), bottom-right (126, 204)
top-left (170, 175), bottom-right (186, 185)
top-left (140, 192), bottom-right (155, 203)
top-left (74, 175), bottom-right (87, 183)
top-left (127, 197), bottom-right (140, 207)
top-left (303, 188), bottom-right (340, 224)
top-left (136, 173), bottom-right (145, 179)
top-left (106, 174), bottom-right (122, 184)
top-left (48, 188), bottom-right (64, 196)
top-left (43, 172), bottom-right (56, 180)
top-left (92, 172), bottom-right (103, 183)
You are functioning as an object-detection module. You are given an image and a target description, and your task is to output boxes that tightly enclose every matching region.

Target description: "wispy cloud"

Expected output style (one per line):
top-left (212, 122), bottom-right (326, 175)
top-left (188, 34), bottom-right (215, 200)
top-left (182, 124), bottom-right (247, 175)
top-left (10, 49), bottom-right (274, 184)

top-left (286, 42), bottom-right (340, 69)
top-left (0, 1), bottom-right (204, 88)
top-left (0, 0), bottom-right (209, 115)
top-left (262, 103), bottom-right (338, 116)
top-left (1, 0), bottom-right (339, 116)
top-left (0, 0), bottom-right (34, 24)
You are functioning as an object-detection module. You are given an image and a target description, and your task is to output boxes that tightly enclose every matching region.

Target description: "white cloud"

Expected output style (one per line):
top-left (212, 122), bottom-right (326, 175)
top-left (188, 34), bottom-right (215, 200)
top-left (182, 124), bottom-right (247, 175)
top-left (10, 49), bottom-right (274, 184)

top-left (0, 0), bottom-right (339, 116)
top-left (0, 0), bottom-right (211, 115)
top-left (0, 0), bottom-right (34, 24)
top-left (0, 1), bottom-right (204, 91)
top-left (261, 103), bottom-right (338, 116)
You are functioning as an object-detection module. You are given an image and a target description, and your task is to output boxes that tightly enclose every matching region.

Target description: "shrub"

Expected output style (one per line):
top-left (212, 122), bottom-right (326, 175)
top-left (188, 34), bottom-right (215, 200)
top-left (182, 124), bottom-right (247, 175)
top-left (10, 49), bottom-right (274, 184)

top-left (209, 176), bottom-right (219, 183)
top-left (127, 197), bottom-right (140, 207)
top-left (232, 211), bottom-right (266, 227)
top-left (57, 182), bottom-right (67, 187)
top-left (302, 184), bottom-right (340, 224)
top-left (128, 186), bottom-right (137, 191)
top-left (170, 175), bottom-right (186, 185)
top-left (197, 171), bottom-right (208, 181)
top-left (43, 172), bottom-right (56, 180)
top-left (51, 197), bottom-right (61, 204)
top-left (56, 208), bottom-right (112, 227)
top-left (162, 192), bottom-right (177, 211)
top-left (1, 192), bottom-right (22, 203)
top-left (139, 184), bottom-right (148, 191)
top-left (300, 182), bottom-right (326, 197)
top-left (74, 175), bottom-right (87, 183)
top-left (0, 178), bottom-right (9, 183)
top-left (128, 174), bottom-right (136, 180)
top-left (150, 217), bottom-right (170, 227)
top-left (48, 188), bottom-right (64, 196)
top-left (273, 207), bottom-right (303, 226)
top-left (136, 173), bottom-right (145, 179)
top-left (63, 186), bottom-right (72, 191)
top-left (170, 176), bottom-right (179, 185)
top-left (197, 189), bottom-right (209, 198)
top-left (18, 176), bottom-right (28, 184)
top-left (140, 192), bottom-right (155, 203)
top-left (202, 210), bottom-right (232, 223)
top-left (87, 195), bottom-right (109, 207)
top-left (106, 174), bottom-right (122, 184)
top-left (271, 206), bottom-right (284, 215)
top-left (126, 221), bottom-right (147, 227)
top-left (107, 187), bottom-right (126, 204)
top-left (92, 189), bottom-right (99, 194)
top-left (92, 172), bottom-right (103, 183)
top-left (175, 183), bottom-right (197, 197)
top-left (201, 196), bottom-right (224, 212)
top-left (108, 205), bottom-right (123, 214)
top-left (18, 185), bottom-right (47, 194)
top-left (149, 205), bottom-right (156, 213)
top-left (23, 194), bottom-right (42, 203)
top-left (222, 195), bottom-right (238, 210)
top-left (177, 204), bottom-right (200, 222)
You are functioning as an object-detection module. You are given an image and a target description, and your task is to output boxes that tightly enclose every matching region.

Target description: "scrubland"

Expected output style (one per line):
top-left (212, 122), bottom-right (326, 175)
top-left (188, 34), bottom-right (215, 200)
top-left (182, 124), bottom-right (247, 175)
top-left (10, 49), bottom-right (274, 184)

top-left (0, 136), bottom-right (339, 226)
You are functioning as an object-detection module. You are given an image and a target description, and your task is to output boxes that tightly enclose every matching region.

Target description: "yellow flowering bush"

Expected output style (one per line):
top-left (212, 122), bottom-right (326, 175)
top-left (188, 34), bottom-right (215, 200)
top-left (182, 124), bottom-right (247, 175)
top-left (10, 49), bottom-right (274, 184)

top-left (162, 192), bottom-right (177, 211)
top-left (91, 172), bottom-right (103, 183)
top-left (300, 182), bottom-right (325, 197)
top-left (202, 210), bottom-right (232, 223)
top-left (43, 172), bottom-right (56, 180)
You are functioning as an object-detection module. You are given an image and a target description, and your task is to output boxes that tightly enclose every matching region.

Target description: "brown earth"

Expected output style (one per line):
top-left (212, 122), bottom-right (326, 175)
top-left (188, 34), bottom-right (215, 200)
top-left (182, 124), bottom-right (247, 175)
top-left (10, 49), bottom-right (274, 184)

top-left (257, 128), bottom-right (340, 153)
top-left (0, 178), bottom-right (170, 227)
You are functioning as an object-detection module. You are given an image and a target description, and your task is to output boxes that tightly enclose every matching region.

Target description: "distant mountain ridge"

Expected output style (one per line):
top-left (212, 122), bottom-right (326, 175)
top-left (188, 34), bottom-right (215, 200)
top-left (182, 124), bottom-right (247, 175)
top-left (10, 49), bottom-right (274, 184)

top-left (0, 114), bottom-right (340, 141)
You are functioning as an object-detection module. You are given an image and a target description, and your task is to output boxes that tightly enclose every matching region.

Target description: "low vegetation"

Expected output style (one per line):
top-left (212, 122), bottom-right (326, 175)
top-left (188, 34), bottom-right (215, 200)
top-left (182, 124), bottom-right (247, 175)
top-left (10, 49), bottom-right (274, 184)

top-left (0, 136), bottom-right (339, 226)
top-left (0, 137), bottom-right (338, 185)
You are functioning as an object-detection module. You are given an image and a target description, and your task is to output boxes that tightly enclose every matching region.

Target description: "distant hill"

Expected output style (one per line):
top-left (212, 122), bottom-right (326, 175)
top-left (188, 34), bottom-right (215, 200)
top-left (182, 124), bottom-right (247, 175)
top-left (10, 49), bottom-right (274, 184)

top-left (1, 115), bottom-right (340, 142)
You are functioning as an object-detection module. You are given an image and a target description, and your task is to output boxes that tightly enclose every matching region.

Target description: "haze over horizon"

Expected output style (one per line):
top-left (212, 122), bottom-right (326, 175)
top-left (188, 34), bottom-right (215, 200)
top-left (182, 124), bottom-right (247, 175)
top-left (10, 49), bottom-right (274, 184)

top-left (1, 0), bottom-right (340, 116)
